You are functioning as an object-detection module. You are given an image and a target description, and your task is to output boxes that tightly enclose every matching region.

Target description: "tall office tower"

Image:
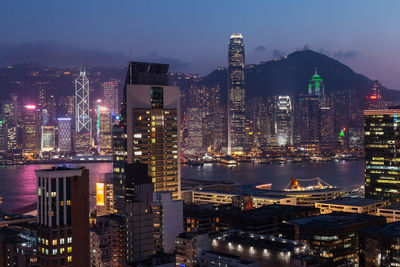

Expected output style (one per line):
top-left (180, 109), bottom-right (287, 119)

top-left (124, 163), bottom-right (155, 264)
top-left (22, 104), bottom-right (39, 156)
top-left (113, 61), bottom-right (181, 214)
top-left (365, 80), bottom-right (384, 110)
top-left (228, 33), bottom-right (246, 155)
top-left (10, 93), bottom-right (20, 125)
top-left (2, 100), bottom-right (17, 152)
top-left (99, 106), bottom-right (112, 155)
top-left (185, 107), bottom-right (204, 154)
top-left (364, 109), bottom-right (400, 203)
top-left (274, 96), bottom-right (293, 146)
top-left (248, 97), bottom-right (270, 148)
top-left (59, 96), bottom-right (75, 119)
top-left (57, 118), bottom-right (72, 153)
top-left (38, 88), bottom-right (46, 126)
top-left (308, 68), bottom-right (325, 98)
top-left (40, 126), bottom-right (56, 153)
top-left (102, 80), bottom-right (120, 116)
top-left (35, 166), bottom-right (89, 267)
top-left (320, 100), bottom-right (336, 145)
top-left (75, 69), bottom-right (92, 155)
top-left (48, 95), bottom-right (57, 126)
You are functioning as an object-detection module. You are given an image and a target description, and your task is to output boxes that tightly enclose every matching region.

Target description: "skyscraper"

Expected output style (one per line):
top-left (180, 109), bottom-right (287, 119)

top-left (102, 80), bottom-right (120, 116)
top-left (98, 106), bottom-right (112, 155)
top-left (365, 80), bottom-right (384, 110)
top-left (228, 33), bottom-right (246, 155)
top-left (113, 61), bottom-right (181, 215)
top-left (364, 108), bottom-right (400, 203)
top-left (40, 126), bottom-right (56, 153)
top-left (57, 118), bottom-right (72, 153)
top-left (75, 69), bottom-right (92, 154)
top-left (274, 96), bottom-right (293, 146)
top-left (22, 104), bottom-right (39, 156)
top-left (35, 166), bottom-right (90, 266)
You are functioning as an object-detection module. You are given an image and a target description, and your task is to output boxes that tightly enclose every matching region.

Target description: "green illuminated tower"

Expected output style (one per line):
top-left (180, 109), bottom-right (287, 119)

top-left (308, 68), bottom-right (325, 98)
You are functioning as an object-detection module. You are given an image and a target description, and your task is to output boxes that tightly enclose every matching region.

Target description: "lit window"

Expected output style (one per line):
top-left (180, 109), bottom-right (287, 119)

top-left (60, 248), bottom-right (65, 254)
top-left (67, 237), bottom-right (72, 243)
top-left (67, 247), bottom-right (72, 253)
top-left (134, 133), bottom-right (142, 138)
top-left (51, 192), bottom-right (56, 197)
top-left (60, 238), bottom-right (64, 244)
top-left (52, 249), bottom-right (57, 255)
top-left (134, 151), bottom-right (142, 156)
top-left (52, 239), bottom-right (57, 246)
top-left (67, 256), bottom-right (72, 262)
top-left (66, 200), bottom-right (71, 206)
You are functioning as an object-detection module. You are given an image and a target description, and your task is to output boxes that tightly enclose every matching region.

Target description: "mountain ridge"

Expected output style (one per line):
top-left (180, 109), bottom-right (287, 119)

top-left (199, 49), bottom-right (400, 102)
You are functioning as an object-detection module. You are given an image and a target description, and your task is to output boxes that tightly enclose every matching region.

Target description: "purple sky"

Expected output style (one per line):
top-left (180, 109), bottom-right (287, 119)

top-left (1, 1), bottom-right (400, 88)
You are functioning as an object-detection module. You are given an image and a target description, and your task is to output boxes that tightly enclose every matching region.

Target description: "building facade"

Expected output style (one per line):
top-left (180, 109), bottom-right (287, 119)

top-left (228, 33), bottom-right (246, 155)
top-left (35, 166), bottom-right (90, 267)
top-left (364, 109), bottom-right (400, 202)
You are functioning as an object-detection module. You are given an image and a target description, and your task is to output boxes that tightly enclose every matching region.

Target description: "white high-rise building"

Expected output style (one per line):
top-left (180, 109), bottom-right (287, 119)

top-left (75, 69), bottom-right (92, 154)
top-left (275, 96), bottom-right (293, 146)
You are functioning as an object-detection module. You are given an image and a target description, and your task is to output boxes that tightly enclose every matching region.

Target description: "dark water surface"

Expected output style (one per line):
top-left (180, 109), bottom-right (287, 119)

top-left (0, 160), bottom-right (364, 211)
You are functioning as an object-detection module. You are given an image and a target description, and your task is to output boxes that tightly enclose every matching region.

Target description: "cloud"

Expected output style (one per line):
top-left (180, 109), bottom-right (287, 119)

top-left (136, 52), bottom-right (190, 72)
top-left (254, 45), bottom-right (266, 53)
top-left (0, 41), bottom-right (190, 72)
top-left (272, 49), bottom-right (285, 58)
top-left (333, 50), bottom-right (357, 59)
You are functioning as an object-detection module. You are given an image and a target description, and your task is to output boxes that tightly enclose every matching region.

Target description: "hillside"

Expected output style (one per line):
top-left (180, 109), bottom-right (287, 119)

top-left (200, 49), bottom-right (400, 102)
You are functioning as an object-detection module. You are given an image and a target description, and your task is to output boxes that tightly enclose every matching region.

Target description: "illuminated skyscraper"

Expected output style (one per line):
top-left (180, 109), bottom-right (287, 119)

top-left (2, 100), bottom-right (17, 152)
top-left (364, 108), bottom-right (400, 203)
top-left (57, 118), bottom-right (72, 153)
top-left (274, 96), bottom-right (293, 146)
top-left (308, 68), bottom-right (325, 97)
top-left (75, 69), bottom-right (92, 154)
top-left (185, 107), bottom-right (204, 154)
top-left (22, 104), bottom-right (39, 156)
top-left (228, 33), bottom-right (246, 155)
top-left (365, 80), bottom-right (384, 110)
top-left (113, 61), bottom-right (180, 215)
top-left (102, 80), bottom-right (119, 116)
top-left (40, 126), bottom-right (55, 153)
top-left (99, 106), bottom-right (112, 155)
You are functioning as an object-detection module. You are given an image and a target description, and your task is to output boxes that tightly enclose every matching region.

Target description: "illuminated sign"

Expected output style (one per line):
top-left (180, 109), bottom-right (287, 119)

top-left (25, 105), bottom-right (36, 110)
top-left (370, 95), bottom-right (377, 100)
top-left (96, 183), bottom-right (105, 206)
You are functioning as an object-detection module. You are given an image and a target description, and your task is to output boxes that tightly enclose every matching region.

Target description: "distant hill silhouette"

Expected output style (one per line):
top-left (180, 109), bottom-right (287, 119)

top-left (200, 49), bottom-right (400, 102)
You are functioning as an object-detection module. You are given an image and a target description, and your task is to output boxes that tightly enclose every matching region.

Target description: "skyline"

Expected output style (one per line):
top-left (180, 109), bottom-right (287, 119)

top-left (2, 1), bottom-right (400, 88)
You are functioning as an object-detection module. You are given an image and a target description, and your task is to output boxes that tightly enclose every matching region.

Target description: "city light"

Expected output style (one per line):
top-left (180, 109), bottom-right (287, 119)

top-left (25, 104), bottom-right (36, 110)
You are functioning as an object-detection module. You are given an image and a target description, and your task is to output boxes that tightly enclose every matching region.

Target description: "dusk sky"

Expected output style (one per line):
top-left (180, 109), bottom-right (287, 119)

top-left (2, 0), bottom-right (400, 88)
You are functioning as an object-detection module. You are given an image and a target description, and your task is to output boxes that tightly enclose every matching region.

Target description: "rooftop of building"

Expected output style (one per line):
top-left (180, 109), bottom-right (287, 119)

top-left (289, 212), bottom-right (386, 230)
top-left (214, 230), bottom-right (306, 252)
top-left (317, 197), bottom-right (387, 207)
top-left (203, 250), bottom-right (257, 264)
top-left (378, 204), bottom-right (400, 211)
top-left (361, 221), bottom-right (400, 238)
top-left (36, 165), bottom-right (85, 172)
